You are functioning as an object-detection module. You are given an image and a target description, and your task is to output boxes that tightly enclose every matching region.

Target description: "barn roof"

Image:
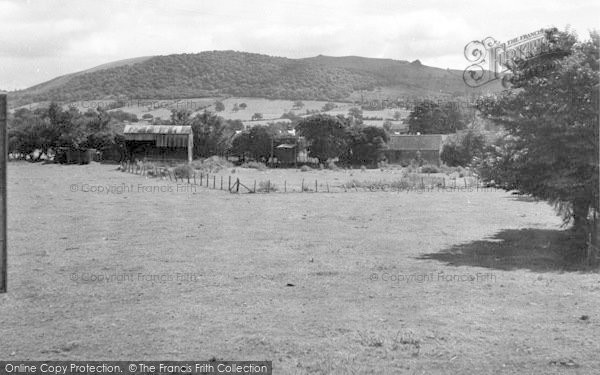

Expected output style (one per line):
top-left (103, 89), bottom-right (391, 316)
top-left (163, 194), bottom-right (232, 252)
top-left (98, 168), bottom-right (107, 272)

top-left (387, 135), bottom-right (444, 151)
top-left (123, 124), bottom-right (192, 135)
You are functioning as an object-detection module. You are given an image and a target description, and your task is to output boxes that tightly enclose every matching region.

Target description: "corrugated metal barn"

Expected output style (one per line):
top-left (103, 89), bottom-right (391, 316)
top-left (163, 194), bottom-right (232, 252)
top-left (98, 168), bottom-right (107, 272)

top-left (384, 134), bottom-right (445, 166)
top-left (123, 125), bottom-right (193, 163)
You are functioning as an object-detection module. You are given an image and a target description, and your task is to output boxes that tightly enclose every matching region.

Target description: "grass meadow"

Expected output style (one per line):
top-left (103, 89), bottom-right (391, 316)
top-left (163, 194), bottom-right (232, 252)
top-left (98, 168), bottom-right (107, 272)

top-left (1, 162), bottom-right (598, 374)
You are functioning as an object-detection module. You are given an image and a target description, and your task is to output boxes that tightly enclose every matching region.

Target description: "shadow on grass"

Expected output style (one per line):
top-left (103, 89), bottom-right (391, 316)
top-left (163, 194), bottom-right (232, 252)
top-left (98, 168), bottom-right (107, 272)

top-left (419, 228), bottom-right (598, 273)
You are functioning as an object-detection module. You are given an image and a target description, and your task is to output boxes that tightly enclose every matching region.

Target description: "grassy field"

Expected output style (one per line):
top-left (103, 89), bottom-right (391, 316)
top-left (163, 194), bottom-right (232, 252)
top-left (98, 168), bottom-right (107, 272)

top-left (1, 162), bottom-right (599, 374)
top-left (63, 97), bottom-right (408, 129)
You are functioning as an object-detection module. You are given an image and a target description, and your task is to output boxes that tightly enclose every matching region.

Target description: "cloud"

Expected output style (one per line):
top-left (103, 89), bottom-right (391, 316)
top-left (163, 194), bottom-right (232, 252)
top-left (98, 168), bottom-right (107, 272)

top-left (0, 0), bottom-right (598, 90)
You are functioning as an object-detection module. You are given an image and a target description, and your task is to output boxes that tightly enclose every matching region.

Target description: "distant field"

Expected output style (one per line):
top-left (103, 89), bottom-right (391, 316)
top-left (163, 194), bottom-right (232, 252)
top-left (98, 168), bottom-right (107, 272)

top-left (61, 96), bottom-right (410, 128)
top-left (1, 162), bottom-right (598, 374)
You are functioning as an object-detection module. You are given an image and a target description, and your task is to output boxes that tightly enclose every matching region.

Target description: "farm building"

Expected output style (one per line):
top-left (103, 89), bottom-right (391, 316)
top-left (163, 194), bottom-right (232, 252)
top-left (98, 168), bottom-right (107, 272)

top-left (123, 125), bottom-right (193, 163)
top-left (385, 134), bottom-right (445, 166)
top-left (273, 135), bottom-right (308, 166)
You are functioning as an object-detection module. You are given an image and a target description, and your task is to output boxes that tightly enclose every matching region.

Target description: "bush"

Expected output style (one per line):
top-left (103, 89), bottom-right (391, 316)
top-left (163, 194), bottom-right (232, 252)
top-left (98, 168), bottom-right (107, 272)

top-left (441, 129), bottom-right (487, 167)
top-left (327, 160), bottom-right (339, 170)
top-left (191, 156), bottom-right (233, 172)
top-left (173, 164), bottom-right (194, 179)
top-left (300, 165), bottom-right (311, 172)
top-left (241, 161), bottom-right (266, 171)
top-left (421, 164), bottom-right (440, 174)
top-left (256, 180), bottom-right (277, 192)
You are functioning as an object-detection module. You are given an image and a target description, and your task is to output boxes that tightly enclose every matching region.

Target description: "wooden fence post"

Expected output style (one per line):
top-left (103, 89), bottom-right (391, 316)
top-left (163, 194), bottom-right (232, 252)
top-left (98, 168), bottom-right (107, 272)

top-left (220, 176), bottom-right (223, 190)
top-left (315, 179), bottom-right (317, 192)
top-left (206, 174), bottom-right (209, 187)
top-left (301, 178), bottom-right (304, 192)
top-left (228, 176), bottom-right (231, 191)
top-left (236, 178), bottom-right (240, 193)
top-left (213, 175), bottom-right (216, 189)
top-left (0, 94), bottom-right (6, 292)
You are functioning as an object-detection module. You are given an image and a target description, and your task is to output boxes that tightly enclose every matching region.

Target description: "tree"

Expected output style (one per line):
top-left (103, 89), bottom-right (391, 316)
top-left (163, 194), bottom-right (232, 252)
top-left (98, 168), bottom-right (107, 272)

top-left (348, 107), bottom-right (363, 125)
top-left (383, 120), bottom-right (393, 133)
top-left (475, 28), bottom-right (599, 260)
top-left (230, 126), bottom-right (273, 161)
top-left (239, 103), bottom-right (247, 109)
top-left (190, 110), bottom-right (230, 157)
top-left (322, 102), bottom-right (336, 112)
top-left (393, 111), bottom-right (402, 121)
top-left (251, 113), bottom-right (263, 121)
top-left (170, 108), bottom-right (192, 125)
top-left (342, 125), bottom-right (389, 166)
top-left (293, 100), bottom-right (304, 109)
top-left (215, 100), bottom-right (225, 112)
top-left (440, 128), bottom-right (487, 167)
top-left (407, 100), bottom-right (466, 134)
top-left (295, 114), bottom-right (350, 164)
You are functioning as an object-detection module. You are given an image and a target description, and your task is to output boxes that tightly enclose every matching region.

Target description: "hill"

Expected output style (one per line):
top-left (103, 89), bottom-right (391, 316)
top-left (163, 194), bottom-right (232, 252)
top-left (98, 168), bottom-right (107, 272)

top-left (8, 51), bottom-right (501, 107)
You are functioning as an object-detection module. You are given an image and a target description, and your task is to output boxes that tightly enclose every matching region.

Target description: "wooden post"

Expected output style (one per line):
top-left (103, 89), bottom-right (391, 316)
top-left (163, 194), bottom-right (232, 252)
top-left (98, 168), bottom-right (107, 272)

top-left (327, 183), bottom-right (329, 193)
top-left (213, 175), bottom-right (216, 189)
top-left (267, 180), bottom-right (270, 193)
top-left (228, 176), bottom-right (231, 191)
top-left (193, 173), bottom-right (196, 185)
top-left (315, 179), bottom-right (317, 192)
top-left (301, 178), bottom-right (304, 192)
top-left (200, 172), bottom-right (203, 185)
top-left (0, 94), bottom-right (6, 293)
top-left (236, 178), bottom-right (240, 193)
top-left (220, 176), bottom-right (223, 190)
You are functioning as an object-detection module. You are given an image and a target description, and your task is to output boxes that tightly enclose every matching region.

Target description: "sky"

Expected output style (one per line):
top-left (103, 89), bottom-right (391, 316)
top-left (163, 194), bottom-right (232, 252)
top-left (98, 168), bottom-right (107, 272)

top-left (0, 0), bottom-right (598, 90)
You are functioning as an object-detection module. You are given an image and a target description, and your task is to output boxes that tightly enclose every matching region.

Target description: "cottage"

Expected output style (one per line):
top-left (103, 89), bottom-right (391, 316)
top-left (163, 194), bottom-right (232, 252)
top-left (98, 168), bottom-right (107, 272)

top-left (385, 134), bottom-right (445, 166)
top-left (123, 125), bottom-right (193, 163)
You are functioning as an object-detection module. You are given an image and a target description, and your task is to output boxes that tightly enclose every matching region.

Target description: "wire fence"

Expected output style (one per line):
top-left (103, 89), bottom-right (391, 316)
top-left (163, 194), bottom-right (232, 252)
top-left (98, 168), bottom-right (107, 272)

top-left (119, 161), bottom-right (486, 194)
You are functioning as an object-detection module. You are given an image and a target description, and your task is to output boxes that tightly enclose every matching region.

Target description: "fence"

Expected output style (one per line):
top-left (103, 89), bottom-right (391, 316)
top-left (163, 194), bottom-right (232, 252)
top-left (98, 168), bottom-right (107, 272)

top-left (119, 161), bottom-right (486, 194)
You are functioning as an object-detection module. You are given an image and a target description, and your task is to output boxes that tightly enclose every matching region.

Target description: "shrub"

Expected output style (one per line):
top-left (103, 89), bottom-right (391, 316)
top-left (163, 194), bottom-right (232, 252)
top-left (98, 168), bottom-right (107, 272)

top-left (256, 180), bottom-right (277, 192)
top-left (241, 161), bottom-right (266, 171)
top-left (300, 165), bottom-right (311, 172)
top-left (421, 164), bottom-right (440, 174)
top-left (360, 165), bottom-right (367, 172)
top-left (191, 156), bottom-right (233, 172)
top-left (173, 164), bottom-right (194, 179)
top-left (327, 160), bottom-right (339, 170)
top-left (441, 129), bottom-right (487, 167)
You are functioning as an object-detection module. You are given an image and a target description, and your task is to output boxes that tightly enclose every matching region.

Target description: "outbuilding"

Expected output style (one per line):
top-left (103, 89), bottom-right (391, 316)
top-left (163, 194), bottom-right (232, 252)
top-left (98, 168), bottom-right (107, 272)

top-left (123, 124), bottom-right (193, 163)
top-left (384, 134), bottom-right (445, 166)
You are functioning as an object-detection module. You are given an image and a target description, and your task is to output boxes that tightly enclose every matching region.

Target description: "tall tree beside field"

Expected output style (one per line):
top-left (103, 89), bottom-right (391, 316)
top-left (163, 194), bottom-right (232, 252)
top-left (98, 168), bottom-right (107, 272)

top-left (295, 114), bottom-right (350, 164)
top-left (342, 125), bottom-right (389, 166)
top-left (476, 28), bottom-right (599, 261)
top-left (190, 110), bottom-right (230, 157)
top-left (407, 100), bottom-right (466, 134)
